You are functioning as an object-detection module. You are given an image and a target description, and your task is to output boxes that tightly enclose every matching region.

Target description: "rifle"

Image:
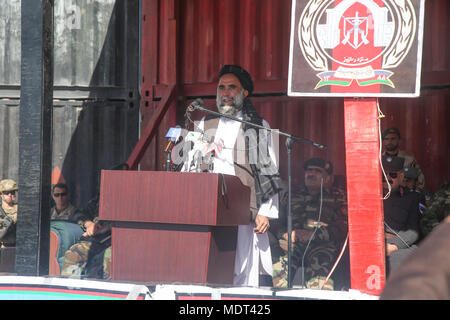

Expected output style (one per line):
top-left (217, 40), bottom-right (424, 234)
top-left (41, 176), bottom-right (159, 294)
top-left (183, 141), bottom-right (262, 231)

top-left (0, 209), bottom-right (14, 241)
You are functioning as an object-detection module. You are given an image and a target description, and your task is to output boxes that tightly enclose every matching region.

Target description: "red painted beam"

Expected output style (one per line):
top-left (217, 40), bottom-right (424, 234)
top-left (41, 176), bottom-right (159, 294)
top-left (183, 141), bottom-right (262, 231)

top-left (127, 85), bottom-right (176, 170)
top-left (344, 98), bottom-right (385, 295)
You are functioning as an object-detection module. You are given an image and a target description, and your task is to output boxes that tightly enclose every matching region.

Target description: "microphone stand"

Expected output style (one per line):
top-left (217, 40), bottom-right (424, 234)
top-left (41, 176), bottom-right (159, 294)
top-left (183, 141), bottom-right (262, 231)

top-left (188, 104), bottom-right (327, 288)
top-left (190, 105), bottom-right (327, 150)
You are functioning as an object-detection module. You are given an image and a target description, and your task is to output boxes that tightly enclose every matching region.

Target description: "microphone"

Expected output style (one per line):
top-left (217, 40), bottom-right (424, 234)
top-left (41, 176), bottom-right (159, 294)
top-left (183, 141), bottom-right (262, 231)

top-left (190, 150), bottom-right (203, 172)
top-left (203, 140), bottom-right (223, 172)
top-left (165, 126), bottom-right (182, 171)
top-left (165, 126), bottom-right (182, 150)
top-left (187, 98), bottom-right (204, 112)
top-left (165, 126), bottom-right (182, 144)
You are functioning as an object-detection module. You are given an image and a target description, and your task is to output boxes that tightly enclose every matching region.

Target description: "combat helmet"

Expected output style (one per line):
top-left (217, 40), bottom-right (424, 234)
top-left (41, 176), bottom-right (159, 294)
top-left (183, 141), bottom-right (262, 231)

top-left (0, 179), bottom-right (18, 193)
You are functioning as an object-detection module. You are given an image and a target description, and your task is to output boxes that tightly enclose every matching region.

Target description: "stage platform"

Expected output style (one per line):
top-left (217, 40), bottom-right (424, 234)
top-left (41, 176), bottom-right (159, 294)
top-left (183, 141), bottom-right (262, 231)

top-left (0, 275), bottom-right (378, 300)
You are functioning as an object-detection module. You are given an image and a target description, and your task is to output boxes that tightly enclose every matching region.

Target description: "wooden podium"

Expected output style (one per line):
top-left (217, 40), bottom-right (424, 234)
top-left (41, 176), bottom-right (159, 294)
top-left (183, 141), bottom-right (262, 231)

top-left (98, 170), bottom-right (250, 285)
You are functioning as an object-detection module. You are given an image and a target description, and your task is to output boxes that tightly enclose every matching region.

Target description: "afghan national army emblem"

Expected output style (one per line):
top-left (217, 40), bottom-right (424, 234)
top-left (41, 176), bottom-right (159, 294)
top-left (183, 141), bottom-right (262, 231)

top-left (288, 0), bottom-right (425, 97)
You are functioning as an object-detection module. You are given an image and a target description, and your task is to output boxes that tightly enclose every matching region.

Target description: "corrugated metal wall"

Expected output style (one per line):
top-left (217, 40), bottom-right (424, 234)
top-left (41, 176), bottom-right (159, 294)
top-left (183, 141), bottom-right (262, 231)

top-left (0, 0), bottom-right (140, 208)
top-left (141, 0), bottom-right (450, 192)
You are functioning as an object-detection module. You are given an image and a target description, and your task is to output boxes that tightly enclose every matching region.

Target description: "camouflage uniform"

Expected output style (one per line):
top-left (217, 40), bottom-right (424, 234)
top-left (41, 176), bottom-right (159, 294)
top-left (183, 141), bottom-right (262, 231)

top-left (272, 184), bottom-right (348, 289)
top-left (60, 193), bottom-right (112, 279)
top-left (50, 204), bottom-right (79, 221)
top-left (0, 179), bottom-right (19, 247)
top-left (61, 240), bottom-right (111, 280)
top-left (419, 182), bottom-right (450, 238)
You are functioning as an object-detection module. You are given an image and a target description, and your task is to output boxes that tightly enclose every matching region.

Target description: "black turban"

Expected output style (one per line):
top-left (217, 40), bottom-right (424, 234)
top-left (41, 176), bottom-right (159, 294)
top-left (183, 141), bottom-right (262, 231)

top-left (218, 65), bottom-right (254, 95)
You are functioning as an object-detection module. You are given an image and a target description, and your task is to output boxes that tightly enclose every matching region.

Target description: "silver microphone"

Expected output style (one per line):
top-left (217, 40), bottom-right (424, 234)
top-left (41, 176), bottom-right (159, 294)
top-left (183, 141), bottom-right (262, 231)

top-left (187, 98), bottom-right (204, 112)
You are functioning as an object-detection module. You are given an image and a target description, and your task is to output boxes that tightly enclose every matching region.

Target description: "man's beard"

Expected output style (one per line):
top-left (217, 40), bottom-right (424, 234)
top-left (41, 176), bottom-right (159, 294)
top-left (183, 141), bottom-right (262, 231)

top-left (385, 143), bottom-right (399, 153)
top-left (216, 90), bottom-right (245, 116)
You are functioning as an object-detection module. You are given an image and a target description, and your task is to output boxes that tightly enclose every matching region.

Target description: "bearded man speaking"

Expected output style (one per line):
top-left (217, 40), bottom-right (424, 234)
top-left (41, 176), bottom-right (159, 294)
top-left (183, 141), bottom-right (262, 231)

top-left (183, 65), bottom-right (283, 287)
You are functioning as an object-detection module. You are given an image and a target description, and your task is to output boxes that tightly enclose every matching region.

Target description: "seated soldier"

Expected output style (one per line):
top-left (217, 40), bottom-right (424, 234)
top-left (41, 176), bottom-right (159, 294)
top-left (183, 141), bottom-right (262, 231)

top-left (382, 127), bottom-right (425, 191)
top-left (50, 183), bottom-right (93, 271)
top-left (0, 179), bottom-right (18, 248)
top-left (60, 192), bottom-right (111, 280)
top-left (271, 158), bottom-right (348, 290)
top-left (382, 155), bottom-right (420, 275)
top-left (60, 164), bottom-right (128, 279)
top-left (50, 183), bottom-right (79, 221)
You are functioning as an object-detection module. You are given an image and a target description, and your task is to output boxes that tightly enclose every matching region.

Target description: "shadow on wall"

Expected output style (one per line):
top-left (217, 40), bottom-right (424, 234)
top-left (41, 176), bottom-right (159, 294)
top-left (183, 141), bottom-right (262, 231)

top-left (55, 0), bottom-right (140, 209)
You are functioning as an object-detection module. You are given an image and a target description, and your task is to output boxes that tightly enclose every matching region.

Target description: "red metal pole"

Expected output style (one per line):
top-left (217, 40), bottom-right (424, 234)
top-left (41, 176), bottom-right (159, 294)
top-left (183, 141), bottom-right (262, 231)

top-left (344, 98), bottom-right (385, 295)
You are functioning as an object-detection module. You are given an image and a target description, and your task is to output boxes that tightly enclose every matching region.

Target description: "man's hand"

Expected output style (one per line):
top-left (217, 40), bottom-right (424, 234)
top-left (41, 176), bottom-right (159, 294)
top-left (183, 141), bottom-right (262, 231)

top-left (83, 221), bottom-right (109, 237)
top-left (386, 243), bottom-right (398, 255)
top-left (254, 214), bottom-right (270, 234)
top-left (83, 220), bottom-right (96, 237)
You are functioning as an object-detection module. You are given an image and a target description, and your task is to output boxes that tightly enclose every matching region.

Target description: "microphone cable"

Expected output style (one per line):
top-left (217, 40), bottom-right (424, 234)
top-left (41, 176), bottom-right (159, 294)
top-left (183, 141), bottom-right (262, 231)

top-left (301, 176), bottom-right (324, 288)
top-left (185, 102), bottom-right (214, 143)
top-left (377, 99), bottom-right (392, 200)
top-left (320, 232), bottom-right (349, 290)
top-left (384, 221), bottom-right (412, 249)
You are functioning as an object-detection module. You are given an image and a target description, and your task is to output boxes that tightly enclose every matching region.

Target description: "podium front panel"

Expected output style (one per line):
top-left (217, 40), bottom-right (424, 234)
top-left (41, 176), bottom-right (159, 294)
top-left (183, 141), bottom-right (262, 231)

top-left (110, 223), bottom-right (237, 284)
top-left (99, 170), bottom-right (250, 226)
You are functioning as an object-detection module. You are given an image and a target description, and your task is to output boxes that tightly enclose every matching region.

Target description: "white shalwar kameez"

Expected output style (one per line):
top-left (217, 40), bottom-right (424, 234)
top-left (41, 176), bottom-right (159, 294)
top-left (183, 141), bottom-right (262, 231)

top-left (185, 111), bottom-right (279, 287)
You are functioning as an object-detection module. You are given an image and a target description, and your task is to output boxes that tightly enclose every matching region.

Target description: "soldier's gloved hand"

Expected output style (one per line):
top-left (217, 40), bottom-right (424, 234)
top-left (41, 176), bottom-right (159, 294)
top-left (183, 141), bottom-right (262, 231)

top-left (1, 216), bottom-right (13, 228)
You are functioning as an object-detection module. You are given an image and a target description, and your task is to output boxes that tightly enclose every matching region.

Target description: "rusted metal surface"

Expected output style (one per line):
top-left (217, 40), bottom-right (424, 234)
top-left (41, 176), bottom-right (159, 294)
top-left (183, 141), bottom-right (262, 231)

top-left (0, 104), bottom-right (19, 180)
top-left (0, 0), bottom-right (140, 209)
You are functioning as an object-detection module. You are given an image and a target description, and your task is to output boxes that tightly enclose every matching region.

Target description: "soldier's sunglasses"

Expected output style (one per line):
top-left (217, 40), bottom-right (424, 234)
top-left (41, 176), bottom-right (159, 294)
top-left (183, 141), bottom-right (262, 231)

top-left (2, 191), bottom-right (16, 195)
top-left (53, 192), bottom-right (67, 197)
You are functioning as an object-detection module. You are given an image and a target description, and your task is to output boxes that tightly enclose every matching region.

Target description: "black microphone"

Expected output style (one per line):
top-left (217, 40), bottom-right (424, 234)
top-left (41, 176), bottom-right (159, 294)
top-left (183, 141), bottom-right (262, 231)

top-left (187, 98), bottom-right (204, 112)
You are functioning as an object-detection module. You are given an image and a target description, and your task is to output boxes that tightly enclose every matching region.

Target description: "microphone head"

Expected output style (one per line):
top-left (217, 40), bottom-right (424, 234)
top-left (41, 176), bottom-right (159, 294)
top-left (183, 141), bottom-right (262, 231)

top-left (165, 127), bottom-right (182, 142)
top-left (194, 98), bottom-right (204, 107)
top-left (187, 98), bottom-right (204, 112)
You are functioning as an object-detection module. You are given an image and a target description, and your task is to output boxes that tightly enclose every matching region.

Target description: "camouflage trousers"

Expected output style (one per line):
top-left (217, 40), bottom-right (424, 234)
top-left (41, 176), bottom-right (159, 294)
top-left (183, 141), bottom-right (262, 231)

top-left (272, 239), bottom-right (337, 290)
top-left (61, 241), bottom-right (111, 280)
